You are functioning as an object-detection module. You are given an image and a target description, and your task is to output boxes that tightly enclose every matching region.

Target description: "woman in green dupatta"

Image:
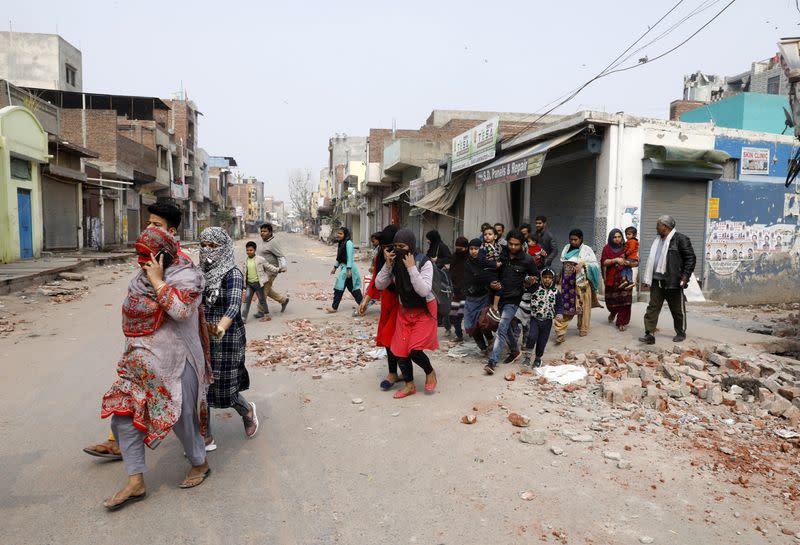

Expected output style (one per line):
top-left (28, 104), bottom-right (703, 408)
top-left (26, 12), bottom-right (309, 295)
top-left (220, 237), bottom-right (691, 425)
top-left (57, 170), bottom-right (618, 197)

top-left (554, 229), bottom-right (600, 343)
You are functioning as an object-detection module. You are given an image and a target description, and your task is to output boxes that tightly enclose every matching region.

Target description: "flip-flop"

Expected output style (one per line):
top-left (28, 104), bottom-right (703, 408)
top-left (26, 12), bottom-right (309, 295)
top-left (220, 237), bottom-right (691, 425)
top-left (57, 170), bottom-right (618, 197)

top-left (104, 491), bottom-right (146, 511)
top-left (379, 380), bottom-right (395, 390)
top-left (83, 444), bottom-right (123, 461)
top-left (179, 468), bottom-right (211, 489)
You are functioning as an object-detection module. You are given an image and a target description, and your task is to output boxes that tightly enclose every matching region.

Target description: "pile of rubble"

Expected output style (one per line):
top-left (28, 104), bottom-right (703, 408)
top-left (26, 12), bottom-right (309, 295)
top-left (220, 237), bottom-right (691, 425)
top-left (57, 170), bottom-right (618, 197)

top-left (544, 344), bottom-right (800, 428)
top-left (291, 281), bottom-right (330, 302)
top-left (37, 273), bottom-right (89, 303)
top-left (248, 318), bottom-right (378, 372)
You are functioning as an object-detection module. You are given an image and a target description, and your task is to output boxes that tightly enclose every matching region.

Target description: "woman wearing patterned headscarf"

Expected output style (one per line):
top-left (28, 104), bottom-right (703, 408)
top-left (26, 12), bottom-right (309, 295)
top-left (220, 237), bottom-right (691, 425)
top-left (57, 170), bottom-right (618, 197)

top-left (199, 227), bottom-right (258, 444)
top-left (100, 227), bottom-right (211, 510)
top-left (326, 226), bottom-right (364, 313)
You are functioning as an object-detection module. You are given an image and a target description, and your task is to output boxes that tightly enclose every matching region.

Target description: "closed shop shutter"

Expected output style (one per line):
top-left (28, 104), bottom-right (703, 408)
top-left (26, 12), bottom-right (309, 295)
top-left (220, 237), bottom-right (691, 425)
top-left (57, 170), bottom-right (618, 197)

top-left (529, 159), bottom-right (597, 257)
top-left (127, 209), bottom-right (139, 243)
top-left (103, 199), bottom-right (116, 245)
top-left (641, 177), bottom-right (707, 282)
top-left (42, 177), bottom-right (79, 250)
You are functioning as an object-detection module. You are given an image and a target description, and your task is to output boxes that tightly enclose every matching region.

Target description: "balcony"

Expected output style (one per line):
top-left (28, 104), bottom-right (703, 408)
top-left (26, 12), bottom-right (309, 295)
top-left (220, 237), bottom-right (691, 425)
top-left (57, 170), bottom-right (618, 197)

top-left (382, 138), bottom-right (450, 176)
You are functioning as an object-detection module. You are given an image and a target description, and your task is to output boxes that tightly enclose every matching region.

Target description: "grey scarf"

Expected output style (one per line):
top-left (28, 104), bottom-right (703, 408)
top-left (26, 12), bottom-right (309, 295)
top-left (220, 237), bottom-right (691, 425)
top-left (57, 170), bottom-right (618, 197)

top-left (199, 227), bottom-right (236, 305)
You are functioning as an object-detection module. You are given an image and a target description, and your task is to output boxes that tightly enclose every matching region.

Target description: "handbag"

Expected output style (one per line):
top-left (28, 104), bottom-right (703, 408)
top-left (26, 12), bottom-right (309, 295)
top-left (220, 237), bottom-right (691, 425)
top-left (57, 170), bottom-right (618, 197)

top-left (477, 306), bottom-right (500, 333)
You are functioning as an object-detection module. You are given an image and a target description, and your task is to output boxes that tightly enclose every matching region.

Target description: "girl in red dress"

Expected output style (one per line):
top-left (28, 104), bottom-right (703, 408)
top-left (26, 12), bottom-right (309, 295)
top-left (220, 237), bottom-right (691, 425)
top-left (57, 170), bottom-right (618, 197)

top-left (375, 229), bottom-right (439, 399)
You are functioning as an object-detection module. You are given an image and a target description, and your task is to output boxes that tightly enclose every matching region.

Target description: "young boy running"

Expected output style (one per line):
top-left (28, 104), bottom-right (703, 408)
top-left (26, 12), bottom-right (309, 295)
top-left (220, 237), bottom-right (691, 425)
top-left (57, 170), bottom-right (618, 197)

top-left (521, 268), bottom-right (563, 368)
top-left (240, 241), bottom-right (279, 322)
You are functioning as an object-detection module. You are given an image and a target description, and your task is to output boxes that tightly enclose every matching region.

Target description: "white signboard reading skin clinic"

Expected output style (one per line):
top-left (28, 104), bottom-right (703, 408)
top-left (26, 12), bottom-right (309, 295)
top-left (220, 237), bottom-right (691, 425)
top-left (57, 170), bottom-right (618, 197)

top-left (451, 116), bottom-right (499, 172)
top-left (740, 147), bottom-right (770, 176)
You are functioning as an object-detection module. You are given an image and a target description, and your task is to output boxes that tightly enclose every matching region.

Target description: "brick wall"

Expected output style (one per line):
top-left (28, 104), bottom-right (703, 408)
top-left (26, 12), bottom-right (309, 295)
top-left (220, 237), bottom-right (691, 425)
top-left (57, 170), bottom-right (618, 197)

top-left (117, 134), bottom-right (156, 177)
top-left (61, 109), bottom-right (119, 161)
top-left (669, 100), bottom-right (706, 121)
top-left (368, 119), bottom-right (539, 164)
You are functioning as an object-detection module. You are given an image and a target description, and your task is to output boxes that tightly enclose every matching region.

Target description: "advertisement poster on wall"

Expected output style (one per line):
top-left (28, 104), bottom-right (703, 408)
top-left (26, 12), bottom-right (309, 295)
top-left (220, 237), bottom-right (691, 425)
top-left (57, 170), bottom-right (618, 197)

top-left (740, 147), bottom-right (770, 176)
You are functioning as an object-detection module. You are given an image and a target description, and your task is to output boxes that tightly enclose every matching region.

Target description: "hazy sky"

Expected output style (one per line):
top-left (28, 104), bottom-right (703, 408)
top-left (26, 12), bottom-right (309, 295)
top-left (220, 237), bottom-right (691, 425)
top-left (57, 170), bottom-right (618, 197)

top-left (6, 0), bottom-right (800, 201)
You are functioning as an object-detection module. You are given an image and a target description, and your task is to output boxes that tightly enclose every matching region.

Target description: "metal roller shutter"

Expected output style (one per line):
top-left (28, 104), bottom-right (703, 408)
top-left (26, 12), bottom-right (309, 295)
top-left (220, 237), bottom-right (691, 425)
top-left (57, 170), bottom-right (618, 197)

top-left (103, 199), bottom-right (117, 245)
top-left (529, 159), bottom-right (597, 257)
top-left (641, 177), bottom-right (707, 282)
top-left (42, 177), bottom-right (79, 250)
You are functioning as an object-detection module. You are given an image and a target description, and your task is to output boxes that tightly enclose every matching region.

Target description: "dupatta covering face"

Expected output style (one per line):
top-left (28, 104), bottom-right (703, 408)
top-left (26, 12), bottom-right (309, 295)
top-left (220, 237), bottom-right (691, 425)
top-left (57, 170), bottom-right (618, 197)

top-left (125, 228), bottom-right (192, 336)
top-left (199, 227), bottom-right (237, 306)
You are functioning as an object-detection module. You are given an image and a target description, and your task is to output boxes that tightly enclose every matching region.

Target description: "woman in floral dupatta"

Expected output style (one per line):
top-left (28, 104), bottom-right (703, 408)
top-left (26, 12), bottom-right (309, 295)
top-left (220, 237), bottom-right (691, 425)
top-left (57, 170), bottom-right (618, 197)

top-left (100, 227), bottom-right (212, 510)
top-left (601, 229), bottom-right (635, 331)
top-left (554, 228), bottom-right (600, 343)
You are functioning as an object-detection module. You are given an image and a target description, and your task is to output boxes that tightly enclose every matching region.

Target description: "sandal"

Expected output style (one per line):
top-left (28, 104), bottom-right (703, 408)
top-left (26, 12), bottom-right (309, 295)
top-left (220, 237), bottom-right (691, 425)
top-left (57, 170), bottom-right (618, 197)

top-left (103, 491), bottom-right (146, 511)
top-left (84, 440), bottom-right (122, 460)
top-left (179, 468), bottom-right (212, 489)
top-left (380, 379), bottom-right (396, 391)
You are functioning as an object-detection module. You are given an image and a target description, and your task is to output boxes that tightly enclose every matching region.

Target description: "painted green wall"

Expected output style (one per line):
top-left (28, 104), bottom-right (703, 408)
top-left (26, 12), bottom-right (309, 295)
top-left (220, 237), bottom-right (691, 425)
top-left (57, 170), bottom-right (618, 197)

top-left (680, 93), bottom-right (790, 135)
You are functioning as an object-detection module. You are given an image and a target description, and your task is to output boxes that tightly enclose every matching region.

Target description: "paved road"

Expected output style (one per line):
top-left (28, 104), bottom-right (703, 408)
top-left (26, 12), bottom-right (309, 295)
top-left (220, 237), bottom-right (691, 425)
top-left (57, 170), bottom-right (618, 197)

top-left (0, 233), bottom-right (789, 545)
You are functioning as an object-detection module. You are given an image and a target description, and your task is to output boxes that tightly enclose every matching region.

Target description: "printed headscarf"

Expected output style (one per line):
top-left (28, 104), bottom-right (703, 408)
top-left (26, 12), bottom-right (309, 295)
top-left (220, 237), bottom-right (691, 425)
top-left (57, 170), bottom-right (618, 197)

top-left (124, 227), bottom-right (200, 337)
top-left (135, 226), bottom-right (177, 266)
top-left (199, 227), bottom-right (236, 305)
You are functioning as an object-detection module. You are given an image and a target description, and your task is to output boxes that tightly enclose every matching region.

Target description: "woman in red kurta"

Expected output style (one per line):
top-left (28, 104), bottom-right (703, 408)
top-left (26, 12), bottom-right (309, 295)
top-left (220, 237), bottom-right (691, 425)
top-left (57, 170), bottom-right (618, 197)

top-left (359, 225), bottom-right (402, 390)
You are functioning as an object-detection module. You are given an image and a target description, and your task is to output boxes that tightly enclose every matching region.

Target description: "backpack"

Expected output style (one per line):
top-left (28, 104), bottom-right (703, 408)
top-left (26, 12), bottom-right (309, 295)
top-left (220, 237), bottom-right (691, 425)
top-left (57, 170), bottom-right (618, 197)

top-left (415, 254), bottom-right (453, 322)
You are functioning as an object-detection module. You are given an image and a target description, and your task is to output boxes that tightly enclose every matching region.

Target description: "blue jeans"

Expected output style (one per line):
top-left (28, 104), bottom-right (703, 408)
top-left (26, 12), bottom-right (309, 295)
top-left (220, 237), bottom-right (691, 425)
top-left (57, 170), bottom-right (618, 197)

top-left (489, 303), bottom-right (520, 365)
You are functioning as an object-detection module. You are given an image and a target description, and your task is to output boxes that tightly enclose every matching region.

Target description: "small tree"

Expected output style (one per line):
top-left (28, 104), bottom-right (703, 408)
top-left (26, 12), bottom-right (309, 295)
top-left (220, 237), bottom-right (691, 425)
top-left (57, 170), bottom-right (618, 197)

top-left (288, 169), bottom-right (314, 224)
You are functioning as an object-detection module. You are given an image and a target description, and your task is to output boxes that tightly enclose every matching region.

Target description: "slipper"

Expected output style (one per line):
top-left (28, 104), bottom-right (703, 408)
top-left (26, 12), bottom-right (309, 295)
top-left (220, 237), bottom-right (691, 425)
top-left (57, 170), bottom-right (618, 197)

top-left (84, 442), bottom-right (123, 461)
top-left (179, 468), bottom-right (211, 489)
top-left (379, 379), bottom-right (395, 391)
top-left (104, 491), bottom-right (146, 511)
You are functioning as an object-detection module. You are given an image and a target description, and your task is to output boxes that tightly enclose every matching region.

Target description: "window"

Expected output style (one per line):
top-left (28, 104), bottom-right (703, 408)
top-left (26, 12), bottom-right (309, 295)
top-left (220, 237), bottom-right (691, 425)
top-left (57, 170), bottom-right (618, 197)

top-left (65, 64), bottom-right (77, 87)
top-left (10, 157), bottom-right (32, 180)
top-left (767, 75), bottom-right (780, 95)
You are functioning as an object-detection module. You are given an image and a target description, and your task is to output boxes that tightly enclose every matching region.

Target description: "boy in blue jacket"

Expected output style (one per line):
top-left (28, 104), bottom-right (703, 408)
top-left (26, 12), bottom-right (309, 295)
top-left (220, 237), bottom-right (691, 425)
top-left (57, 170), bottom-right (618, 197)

top-left (521, 268), bottom-right (563, 368)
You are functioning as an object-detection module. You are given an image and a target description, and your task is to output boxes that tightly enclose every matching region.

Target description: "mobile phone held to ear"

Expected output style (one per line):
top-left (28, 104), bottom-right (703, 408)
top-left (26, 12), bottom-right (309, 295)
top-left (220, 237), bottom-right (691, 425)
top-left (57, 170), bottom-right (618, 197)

top-left (154, 248), bottom-right (174, 269)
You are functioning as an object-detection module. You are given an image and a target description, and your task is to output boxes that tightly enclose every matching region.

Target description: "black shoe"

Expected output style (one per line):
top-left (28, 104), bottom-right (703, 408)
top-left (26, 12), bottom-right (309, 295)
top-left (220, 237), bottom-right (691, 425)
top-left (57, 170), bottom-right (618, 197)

top-left (533, 358), bottom-right (542, 368)
top-left (639, 333), bottom-right (656, 345)
top-left (484, 363), bottom-right (496, 375)
top-left (504, 351), bottom-right (522, 364)
top-left (673, 333), bottom-right (686, 342)
top-left (281, 297), bottom-right (289, 313)
top-left (253, 312), bottom-right (264, 319)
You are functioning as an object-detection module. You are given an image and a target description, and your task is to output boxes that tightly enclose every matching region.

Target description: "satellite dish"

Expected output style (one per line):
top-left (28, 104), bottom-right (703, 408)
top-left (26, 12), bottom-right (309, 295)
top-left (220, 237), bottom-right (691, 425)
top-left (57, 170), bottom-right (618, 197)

top-left (783, 106), bottom-right (795, 132)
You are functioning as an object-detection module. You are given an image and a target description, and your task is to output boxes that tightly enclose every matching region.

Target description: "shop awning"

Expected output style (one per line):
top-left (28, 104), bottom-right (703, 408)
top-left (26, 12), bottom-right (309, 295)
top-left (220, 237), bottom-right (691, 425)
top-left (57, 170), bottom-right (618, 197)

top-left (642, 144), bottom-right (731, 180)
top-left (475, 128), bottom-right (584, 187)
top-left (382, 185), bottom-right (410, 205)
top-left (410, 174), bottom-right (466, 217)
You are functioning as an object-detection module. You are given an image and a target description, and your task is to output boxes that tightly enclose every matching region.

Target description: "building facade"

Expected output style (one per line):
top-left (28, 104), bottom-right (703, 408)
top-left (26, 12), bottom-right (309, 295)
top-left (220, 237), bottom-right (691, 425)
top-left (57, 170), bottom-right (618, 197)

top-left (0, 32), bottom-right (82, 91)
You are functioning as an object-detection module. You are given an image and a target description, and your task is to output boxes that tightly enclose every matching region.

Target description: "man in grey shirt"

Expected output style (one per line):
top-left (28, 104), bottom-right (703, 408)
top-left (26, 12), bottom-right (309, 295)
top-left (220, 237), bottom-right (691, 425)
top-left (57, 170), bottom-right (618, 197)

top-left (259, 223), bottom-right (290, 313)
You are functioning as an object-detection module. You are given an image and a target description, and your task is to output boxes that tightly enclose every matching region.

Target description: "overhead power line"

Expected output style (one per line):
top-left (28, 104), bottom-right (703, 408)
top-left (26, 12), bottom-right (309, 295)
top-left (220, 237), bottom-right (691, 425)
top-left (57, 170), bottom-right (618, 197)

top-left (504, 0), bottom-right (737, 141)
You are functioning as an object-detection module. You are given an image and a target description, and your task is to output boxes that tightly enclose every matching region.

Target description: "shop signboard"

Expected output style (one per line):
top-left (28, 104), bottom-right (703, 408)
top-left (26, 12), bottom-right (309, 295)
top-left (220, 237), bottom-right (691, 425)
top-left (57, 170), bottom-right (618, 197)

top-left (740, 147), bottom-right (769, 176)
top-left (452, 116), bottom-right (499, 172)
top-left (475, 152), bottom-right (547, 187)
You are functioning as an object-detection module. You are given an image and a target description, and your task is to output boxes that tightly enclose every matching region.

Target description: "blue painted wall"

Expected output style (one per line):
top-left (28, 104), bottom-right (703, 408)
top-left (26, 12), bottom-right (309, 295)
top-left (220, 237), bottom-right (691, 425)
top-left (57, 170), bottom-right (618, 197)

top-left (704, 136), bottom-right (800, 303)
top-left (681, 93), bottom-right (790, 135)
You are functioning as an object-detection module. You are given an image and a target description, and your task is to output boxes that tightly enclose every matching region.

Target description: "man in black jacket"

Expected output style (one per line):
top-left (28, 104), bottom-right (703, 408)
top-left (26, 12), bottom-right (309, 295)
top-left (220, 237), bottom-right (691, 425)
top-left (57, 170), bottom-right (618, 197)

top-left (639, 215), bottom-right (696, 344)
top-left (485, 230), bottom-right (539, 374)
top-left (534, 216), bottom-right (557, 267)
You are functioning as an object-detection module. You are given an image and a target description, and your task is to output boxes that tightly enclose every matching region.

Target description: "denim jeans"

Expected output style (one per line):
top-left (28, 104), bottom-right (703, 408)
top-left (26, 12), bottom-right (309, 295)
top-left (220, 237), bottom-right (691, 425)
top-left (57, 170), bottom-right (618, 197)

top-left (489, 303), bottom-right (520, 365)
top-left (242, 281), bottom-right (268, 319)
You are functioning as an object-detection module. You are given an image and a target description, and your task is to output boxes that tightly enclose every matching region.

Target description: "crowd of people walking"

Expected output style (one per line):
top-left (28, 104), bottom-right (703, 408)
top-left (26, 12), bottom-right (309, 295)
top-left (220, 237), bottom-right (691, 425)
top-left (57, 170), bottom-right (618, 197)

top-left (342, 214), bottom-right (695, 392)
top-left (86, 201), bottom-right (695, 511)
